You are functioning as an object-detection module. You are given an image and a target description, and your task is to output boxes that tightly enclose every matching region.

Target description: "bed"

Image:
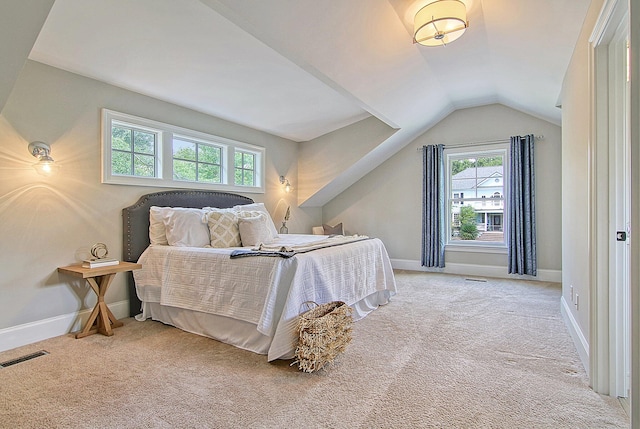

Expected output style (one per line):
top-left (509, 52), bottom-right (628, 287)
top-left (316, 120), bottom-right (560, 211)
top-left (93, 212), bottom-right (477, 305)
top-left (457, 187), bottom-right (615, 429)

top-left (122, 190), bottom-right (396, 361)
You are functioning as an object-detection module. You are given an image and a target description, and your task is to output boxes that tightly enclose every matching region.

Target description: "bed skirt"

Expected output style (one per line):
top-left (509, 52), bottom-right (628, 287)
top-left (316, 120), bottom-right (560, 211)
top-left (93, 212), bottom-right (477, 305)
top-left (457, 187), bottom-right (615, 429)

top-left (136, 289), bottom-right (392, 361)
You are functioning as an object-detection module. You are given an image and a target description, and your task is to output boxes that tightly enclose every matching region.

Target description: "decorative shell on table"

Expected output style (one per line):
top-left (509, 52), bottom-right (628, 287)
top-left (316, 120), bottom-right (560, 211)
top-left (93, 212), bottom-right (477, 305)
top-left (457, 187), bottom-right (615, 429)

top-left (90, 243), bottom-right (109, 259)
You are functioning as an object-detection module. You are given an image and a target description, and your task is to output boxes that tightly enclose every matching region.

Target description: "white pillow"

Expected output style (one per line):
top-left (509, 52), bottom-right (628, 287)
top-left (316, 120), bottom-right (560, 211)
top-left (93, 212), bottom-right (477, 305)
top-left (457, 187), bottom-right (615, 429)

top-left (207, 208), bottom-right (242, 248)
top-left (233, 202), bottom-right (278, 239)
top-left (149, 206), bottom-right (172, 245)
top-left (162, 208), bottom-right (211, 247)
top-left (238, 212), bottom-right (274, 247)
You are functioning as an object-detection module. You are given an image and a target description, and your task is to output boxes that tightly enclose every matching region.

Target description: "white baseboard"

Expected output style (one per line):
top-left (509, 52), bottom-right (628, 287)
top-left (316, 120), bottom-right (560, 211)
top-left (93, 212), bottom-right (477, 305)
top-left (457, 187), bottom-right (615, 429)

top-left (0, 300), bottom-right (129, 353)
top-left (560, 296), bottom-right (589, 373)
top-left (390, 259), bottom-right (562, 283)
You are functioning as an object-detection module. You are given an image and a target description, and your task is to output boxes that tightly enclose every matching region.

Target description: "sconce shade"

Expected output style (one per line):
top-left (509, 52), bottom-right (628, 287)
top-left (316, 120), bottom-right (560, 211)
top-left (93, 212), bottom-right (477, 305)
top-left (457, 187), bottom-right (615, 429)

top-left (279, 175), bottom-right (292, 193)
top-left (414, 0), bottom-right (468, 47)
top-left (28, 141), bottom-right (58, 176)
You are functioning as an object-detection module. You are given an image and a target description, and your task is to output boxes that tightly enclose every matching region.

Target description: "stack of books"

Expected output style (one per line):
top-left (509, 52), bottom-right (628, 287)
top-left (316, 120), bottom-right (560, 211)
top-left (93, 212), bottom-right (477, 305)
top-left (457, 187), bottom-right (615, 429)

top-left (82, 258), bottom-right (119, 268)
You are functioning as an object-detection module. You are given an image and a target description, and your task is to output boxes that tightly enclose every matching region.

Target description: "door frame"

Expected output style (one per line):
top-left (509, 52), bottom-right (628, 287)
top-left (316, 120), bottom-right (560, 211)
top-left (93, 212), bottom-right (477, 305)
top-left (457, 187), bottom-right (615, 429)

top-left (607, 13), bottom-right (630, 402)
top-left (590, 0), bottom-right (640, 425)
top-left (588, 0), bottom-right (629, 401)
top-left (629, 0), bottom-right (639, 425)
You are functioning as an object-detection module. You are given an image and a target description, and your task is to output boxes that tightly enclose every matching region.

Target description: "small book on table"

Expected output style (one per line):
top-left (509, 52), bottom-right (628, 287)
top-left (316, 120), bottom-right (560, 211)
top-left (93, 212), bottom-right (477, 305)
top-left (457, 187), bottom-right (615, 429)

top-left (82, 258), bottom-right (119, 268)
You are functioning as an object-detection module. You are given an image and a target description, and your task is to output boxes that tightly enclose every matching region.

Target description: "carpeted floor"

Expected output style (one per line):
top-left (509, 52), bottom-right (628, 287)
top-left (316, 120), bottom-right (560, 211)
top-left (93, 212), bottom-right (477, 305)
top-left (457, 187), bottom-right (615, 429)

top-left (0, 271), bottom-right (629, 428)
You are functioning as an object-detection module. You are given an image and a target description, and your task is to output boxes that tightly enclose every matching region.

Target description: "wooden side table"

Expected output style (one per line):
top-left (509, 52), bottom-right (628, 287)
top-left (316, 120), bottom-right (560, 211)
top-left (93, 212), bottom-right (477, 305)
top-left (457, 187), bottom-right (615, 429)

top-left (58, 261), bottom-right (142, 339)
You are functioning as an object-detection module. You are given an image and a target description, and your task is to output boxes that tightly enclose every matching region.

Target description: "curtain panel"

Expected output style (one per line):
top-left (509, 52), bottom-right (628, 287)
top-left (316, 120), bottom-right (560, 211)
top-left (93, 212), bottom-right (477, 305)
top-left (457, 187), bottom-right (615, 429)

top-left (422, 144), bottom-right (445, 268)
top-left (508, 134), bottom-right (537, 275)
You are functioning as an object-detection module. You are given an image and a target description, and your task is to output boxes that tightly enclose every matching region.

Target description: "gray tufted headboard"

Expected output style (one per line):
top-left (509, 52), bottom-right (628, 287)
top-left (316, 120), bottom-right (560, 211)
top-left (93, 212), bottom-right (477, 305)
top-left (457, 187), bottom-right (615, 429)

top-left (122, 189), bottom-right (254, 316)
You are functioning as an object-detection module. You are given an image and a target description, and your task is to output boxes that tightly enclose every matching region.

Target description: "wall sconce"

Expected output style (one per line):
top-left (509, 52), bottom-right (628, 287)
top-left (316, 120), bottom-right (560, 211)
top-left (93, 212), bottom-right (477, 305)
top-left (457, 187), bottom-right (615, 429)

top-left (279, 175), bottom-right (292, 193)
top-left (28, 141), bottom-right (58, 176)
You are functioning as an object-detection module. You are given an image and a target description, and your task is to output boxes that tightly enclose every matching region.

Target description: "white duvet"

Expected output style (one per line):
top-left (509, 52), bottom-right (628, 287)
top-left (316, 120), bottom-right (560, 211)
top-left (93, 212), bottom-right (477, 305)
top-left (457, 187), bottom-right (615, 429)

top-left (133, 234), bottom-right (397, 360)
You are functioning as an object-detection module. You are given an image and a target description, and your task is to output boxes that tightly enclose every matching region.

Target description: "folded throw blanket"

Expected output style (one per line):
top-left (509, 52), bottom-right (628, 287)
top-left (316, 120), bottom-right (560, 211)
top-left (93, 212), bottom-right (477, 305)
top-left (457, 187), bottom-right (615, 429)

top-left (230, 235), bottom-right (370, 259)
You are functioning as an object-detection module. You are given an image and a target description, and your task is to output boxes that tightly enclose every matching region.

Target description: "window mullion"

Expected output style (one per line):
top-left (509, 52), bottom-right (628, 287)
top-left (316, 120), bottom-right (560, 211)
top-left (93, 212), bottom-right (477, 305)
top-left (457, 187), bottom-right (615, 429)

top-left (162, 131), bottom-right (173, 182)
top-left (128, 128), bottom-right (135, 175)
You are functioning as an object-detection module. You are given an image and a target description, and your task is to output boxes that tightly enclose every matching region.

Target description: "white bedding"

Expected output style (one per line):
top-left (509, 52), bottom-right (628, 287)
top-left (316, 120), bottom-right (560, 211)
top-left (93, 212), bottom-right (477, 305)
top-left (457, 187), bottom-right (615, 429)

top-left (133, 234), bottom-right (397, 360)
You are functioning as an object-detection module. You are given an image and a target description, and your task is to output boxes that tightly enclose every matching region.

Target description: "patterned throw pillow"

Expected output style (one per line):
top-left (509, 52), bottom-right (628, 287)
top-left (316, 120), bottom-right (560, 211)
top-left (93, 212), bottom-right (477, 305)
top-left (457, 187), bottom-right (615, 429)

top-left (207, 209), bottom-right (241, 248)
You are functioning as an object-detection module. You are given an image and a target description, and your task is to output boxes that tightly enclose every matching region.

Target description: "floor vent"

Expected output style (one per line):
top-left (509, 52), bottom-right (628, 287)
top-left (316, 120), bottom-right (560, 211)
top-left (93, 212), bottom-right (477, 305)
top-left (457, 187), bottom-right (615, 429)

top-left (0, 350), bottom-right (49, 368)
top-left (465, 278), bottom-right (488, 283)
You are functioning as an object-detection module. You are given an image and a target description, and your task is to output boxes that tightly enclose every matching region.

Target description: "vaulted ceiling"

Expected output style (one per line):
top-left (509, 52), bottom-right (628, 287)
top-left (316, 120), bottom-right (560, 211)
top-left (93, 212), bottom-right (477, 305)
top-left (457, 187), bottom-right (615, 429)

top-left (22, 0), bottom-right (591, 204)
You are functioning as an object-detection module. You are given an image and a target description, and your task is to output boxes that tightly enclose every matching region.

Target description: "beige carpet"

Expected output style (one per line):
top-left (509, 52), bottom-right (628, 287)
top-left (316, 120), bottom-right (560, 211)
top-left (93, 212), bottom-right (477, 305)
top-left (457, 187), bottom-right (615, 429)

top-left (0, 271), bottom-right (629, 428)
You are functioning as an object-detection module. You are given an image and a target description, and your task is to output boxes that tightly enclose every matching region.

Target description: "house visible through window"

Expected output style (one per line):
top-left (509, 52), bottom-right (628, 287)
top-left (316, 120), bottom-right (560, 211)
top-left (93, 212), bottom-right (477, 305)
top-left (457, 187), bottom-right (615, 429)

top-left (102, 109), bottom-right (265, 193)
top-left (447, 146), bottom-right (507, 246)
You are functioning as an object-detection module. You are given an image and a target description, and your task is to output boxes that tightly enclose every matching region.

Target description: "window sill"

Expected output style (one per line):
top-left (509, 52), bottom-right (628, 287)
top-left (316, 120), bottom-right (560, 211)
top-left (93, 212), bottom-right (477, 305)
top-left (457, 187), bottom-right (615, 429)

top-left (445, 244), bottom-right (507, 254)
top-left (103, 176), bottom-right (265, 194)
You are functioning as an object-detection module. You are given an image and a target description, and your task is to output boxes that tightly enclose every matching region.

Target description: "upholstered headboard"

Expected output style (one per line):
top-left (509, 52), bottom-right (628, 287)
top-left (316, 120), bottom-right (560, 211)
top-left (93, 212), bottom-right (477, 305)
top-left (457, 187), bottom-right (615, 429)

top-left (122, 189), bottom-right (254, 316)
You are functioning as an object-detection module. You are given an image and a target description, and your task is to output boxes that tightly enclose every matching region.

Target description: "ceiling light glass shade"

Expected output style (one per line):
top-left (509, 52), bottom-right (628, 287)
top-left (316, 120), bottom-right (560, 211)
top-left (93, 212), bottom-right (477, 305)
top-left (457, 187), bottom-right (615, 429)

top-left (414, 0), bottom-right (468, 47)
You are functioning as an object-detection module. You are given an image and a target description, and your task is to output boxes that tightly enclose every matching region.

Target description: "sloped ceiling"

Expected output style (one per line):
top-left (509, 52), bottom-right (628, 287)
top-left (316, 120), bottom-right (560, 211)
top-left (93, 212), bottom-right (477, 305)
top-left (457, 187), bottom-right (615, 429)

top-left (28, 0), bottom-right (591, 205)
top-left (0, 0), bottom-right (54, 114)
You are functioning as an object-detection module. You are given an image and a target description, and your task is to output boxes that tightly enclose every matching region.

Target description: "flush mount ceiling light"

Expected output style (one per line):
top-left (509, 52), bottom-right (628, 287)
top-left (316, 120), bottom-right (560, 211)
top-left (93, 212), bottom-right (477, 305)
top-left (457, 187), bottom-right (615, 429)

top-left (413, 0), bottom-right (469, 47)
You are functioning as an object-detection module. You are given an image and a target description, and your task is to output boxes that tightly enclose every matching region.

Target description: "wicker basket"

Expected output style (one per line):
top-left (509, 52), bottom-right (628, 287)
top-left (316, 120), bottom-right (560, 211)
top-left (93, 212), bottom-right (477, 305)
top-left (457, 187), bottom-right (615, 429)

top-left (292, 301), bottom-right (353, 373)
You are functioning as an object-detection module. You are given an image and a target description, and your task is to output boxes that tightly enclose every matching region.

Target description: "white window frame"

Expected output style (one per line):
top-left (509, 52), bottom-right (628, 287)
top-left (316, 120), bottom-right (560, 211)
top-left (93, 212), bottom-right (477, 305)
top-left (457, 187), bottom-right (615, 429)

top-left (444, 144), bottom-right (509, 252)
top-left (101, 109), bottom-right (265, 193)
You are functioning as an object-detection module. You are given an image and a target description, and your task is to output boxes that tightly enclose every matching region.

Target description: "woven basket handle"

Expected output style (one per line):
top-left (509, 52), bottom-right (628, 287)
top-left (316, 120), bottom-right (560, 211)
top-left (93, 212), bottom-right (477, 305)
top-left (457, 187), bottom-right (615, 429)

top-left (299, 301), bottom-right (318, 313)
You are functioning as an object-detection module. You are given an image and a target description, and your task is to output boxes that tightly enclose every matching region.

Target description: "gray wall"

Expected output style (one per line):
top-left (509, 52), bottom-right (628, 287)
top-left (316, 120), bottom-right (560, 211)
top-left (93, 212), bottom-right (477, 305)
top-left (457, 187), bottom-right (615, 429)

top-left (0, 60), bottom-right (315, 332)
top-left (559, 0), bottom-right (605, 365)
top-left (323, 104), bottom-right (562, 278)
top-left (297, 116), bottom-right (396, 206)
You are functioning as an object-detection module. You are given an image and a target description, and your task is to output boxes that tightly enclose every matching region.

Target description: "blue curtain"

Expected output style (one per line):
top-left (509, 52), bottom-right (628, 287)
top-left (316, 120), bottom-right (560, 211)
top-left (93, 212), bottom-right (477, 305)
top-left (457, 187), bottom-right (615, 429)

top-left (508, 135), bottom-right (537, 275)
top-left (422, 144), bottom-right (445, 268)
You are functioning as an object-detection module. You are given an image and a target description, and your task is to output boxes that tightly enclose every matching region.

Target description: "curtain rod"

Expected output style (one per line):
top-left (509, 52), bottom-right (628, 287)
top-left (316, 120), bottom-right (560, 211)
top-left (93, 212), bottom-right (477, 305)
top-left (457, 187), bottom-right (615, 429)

top-left (416, 135), bottom-right (544, 151)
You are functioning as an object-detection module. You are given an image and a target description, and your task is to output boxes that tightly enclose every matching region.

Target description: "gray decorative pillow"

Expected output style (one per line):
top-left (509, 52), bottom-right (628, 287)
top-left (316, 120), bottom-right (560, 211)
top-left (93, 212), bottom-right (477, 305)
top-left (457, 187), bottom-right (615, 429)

top-left (323, 223), bottom-right (343, 235)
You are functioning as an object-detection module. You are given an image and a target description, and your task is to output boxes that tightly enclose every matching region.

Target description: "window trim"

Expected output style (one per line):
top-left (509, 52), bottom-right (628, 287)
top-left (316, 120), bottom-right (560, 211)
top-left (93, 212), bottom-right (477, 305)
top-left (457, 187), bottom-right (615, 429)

top-left (444, 144), bottom-right (509, 249)
top-left (101, 109), bottom-right (265, 193)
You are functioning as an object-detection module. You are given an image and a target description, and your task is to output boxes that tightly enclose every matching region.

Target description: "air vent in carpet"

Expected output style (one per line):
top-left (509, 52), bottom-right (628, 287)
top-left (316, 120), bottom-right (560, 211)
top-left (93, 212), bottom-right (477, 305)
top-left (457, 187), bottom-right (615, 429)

top-left (465, 278), bottom-right (488, 282)
top-left (0, 350), bottom-right (49, 368)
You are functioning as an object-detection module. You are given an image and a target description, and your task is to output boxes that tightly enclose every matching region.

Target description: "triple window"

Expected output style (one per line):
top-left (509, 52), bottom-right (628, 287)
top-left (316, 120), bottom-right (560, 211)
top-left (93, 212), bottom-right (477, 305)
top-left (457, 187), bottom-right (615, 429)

top-left (102, 109), bottom-right (264, 192)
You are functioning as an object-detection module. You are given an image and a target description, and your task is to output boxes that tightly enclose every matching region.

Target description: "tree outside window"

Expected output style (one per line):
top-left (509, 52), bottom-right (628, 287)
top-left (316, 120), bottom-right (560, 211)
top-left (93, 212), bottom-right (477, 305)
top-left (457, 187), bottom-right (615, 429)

top-left (111, 124), bottom-right (156, 177)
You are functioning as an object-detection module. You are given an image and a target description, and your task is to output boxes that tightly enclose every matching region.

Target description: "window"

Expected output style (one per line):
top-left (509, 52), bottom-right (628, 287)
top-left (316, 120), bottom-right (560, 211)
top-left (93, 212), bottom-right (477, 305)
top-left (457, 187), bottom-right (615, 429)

top-left (446, 146), bottom-right (508, 246)
top-left (111, 122), bottom-right (158, 177)
top-left (234, 150), bottom-right (255, 186)
top-left (173, 137), bottom-right (223, 184)
top-left (102, 109), bottom-right (265, 192)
